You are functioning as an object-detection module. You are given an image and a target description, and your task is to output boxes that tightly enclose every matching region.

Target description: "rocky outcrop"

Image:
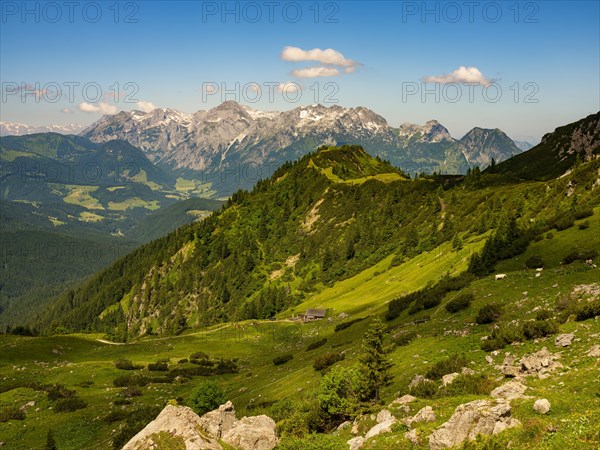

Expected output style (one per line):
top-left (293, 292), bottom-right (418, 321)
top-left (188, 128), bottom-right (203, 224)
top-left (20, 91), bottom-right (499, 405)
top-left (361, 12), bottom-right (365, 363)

top-left (428, 400), bottom-right (521, 450)
top-left (123, 402), bottom-right (278, 450)
top-left (406, 406), bottom-right (436, 426)
top-left (498, 348), bottom-right (563, 379)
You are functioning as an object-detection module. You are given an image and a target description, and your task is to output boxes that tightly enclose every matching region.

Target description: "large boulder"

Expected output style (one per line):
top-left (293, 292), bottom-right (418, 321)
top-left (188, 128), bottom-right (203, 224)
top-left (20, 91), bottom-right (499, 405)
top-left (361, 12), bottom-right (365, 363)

top-left (222, 415), bottom-right (278, 450)
top-left (555, 333), bottom-right (574, 347)
top-left (347, 436), bottom-right (365, 450)
top-left (490, 380), bottom-right (528, 400)
top-left (428, 400), bottom-right (521, 450)
top-left (123, 402), bottom-right (278, 450)
top-left (533, 399), bottom-right (551, 415)
top-left (122, 404), bottom-right (222, 450)
top-left (406, 406), bottom-right (436, 427)
top-left (365, 416), bottom-right (397, 439)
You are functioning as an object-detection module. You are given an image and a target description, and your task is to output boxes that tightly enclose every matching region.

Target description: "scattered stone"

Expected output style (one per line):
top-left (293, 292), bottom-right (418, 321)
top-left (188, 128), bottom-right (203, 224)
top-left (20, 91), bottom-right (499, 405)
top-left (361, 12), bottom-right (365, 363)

top-left (405, 429), bottom-right (419, 444)
top-left (442, 373), bottom-right (459, 387)
top-left (392, 394), bottom-right (417, 405)
top-left (587, 345), bottom-right (600, 358)
top-left (428, 400), bottom-right (521, 450)
top-left (365, 416), bottom-right (397, 439)
top-left (486, 355), bottom-right (494, 365)
top-left (19, 401), bottom-right (35, 411)
top-left (376, 409), bottom-right (393, 424)
top-left (533, 399), bottom-right (551, 415)
top-left (409, 375), bottom-right (432, 389)
top-left (461, 367), bottom-right (476, 375)
top-left (351, 420), bottom-right (360, 435)
top-left (337, 421), bottom-right (352, 431)
top-left (491, 380), bottom-right (528, 400)
top-left (555, 333), bottom-right (575, 347)
top-left (407, 406), bottom-right (436, 426)
top-left (498, 347), bottom-right (563, 379)
top-left (347, 436), bottom-right (365, 450)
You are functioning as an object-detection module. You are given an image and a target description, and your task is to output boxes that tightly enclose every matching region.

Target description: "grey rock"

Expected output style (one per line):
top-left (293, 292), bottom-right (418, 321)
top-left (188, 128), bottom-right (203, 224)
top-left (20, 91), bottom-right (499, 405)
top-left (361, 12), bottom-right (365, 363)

top-left (533, 399), bottom-right (551, 414)
top-left (555, 333), bottom-right (575, 347)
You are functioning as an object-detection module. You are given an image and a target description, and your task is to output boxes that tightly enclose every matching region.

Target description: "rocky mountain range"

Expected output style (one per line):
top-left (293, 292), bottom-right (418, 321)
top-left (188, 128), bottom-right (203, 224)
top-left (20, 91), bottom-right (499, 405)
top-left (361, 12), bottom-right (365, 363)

top-left (80, 102), bottom-right (525, 194)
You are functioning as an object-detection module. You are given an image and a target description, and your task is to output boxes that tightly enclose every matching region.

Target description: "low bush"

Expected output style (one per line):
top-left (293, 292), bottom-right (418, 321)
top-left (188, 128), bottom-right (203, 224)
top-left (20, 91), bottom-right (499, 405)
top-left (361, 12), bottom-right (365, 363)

top-left (525, 255), bottom-right (544, 269)
top-left (313, 352), bottom-right (345, 371)
top-left (0, 405), bottom-right (25, 422)
top-left (578, 221), bottom-right (590, 230)
top-left (439, 374), bottom-right (497, 397)
top-left (188, 381), bottom-right (226, 416)
top-left (445, 293), bottom-right (473, 313)
top-left (573, 208), bottom-right (594, 220)
top-left (562, 248), bottom-right (598, 265)
top-left (104, 409), bottom-right (129, 423)
top-left (306, 338), bottom-right (327, 351)
top-left (391, 331), bottom-right (416, 347)
top-left (113, 399), bottom-right (131, 406)
top-left (121, 386), bottom-right (142, 398)
top-left (54, 397), bottom-right (87, 412)
top-left (575, 300), bottom-right (600, 321)
top-left (46, 384), bottom-right (76, 401)
top-left (408, 379), bottom-right (437, 398)
top-left (476, 303), bottom-right (502, 324)
top-left (273, 354), bottom-right (294, 365)
top-left (113, 374), bottom-right (150, 387)
top-left (148, 362), bottom-right (169, 372)
top-left (334, 318), bottom-right (364, 332)
top-left (114, 359), bottom-right (142, 370)
top-left (535, 309), bottom-right (552, 321)
top-left (190, 352), bottom-right (208, 360)
top-left (522, 319), bottom-right (559, 340)
top-left (554, 216), bottom-right (575, 231)
top-left (425, 355), bottom-right (468, 380)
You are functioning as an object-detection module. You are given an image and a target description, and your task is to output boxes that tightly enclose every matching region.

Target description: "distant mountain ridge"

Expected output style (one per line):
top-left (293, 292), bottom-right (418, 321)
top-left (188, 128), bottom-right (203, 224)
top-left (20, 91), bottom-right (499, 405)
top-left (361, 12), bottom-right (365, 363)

top-left (80, 102), bottom-right (524, 194)
top-left (0, 121), bottom-right (85, 136)
top-left (460, 127), bottom-right (522, 168)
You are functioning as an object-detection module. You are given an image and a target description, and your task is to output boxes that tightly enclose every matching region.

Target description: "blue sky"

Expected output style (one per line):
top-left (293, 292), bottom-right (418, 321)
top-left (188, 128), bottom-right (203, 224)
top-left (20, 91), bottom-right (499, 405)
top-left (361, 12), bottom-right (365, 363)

top-left (1, 1), bottom-right (598, 141)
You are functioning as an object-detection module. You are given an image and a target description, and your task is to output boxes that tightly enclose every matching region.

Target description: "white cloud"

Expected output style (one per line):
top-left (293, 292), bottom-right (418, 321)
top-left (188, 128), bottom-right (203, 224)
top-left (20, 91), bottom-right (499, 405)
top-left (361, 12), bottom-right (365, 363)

top-left (78, 102), bottom-right (118, 114)
top-left (60, 107), bottom-right (73, 114)
top-left (292, 66), bottom-right (340, 78)
top-left (136, 100), bottom-right (156, 112)
top-left (281, 46), bottom-right (360, 77)
top-left (277, 82), bottom-right (302, 93)
top-left (423, 66), bottom-right (492, 85)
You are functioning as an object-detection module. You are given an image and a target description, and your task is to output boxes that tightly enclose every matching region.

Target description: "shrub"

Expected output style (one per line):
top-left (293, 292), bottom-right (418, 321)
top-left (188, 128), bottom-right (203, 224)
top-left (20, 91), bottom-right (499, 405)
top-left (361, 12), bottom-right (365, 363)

top-left (535, 309), bottom-right (552, 321)
top-left (562, 248), bottom-right (598, 264)
top-left (278, 412), bottom-right (309, 438)
top-left (317, 365), bottom-right (361, 421)
top-left (573, 208), bottom-right (594, 220)
top-left (334, 318), bottom-right (364, 332)
top-left (148, 362), bottom-right (169, 371)
top-left (385, 295), bottom-right (414, 321)
top-left (408, 379), bottom-right (437, 398)
top-left (525, 255), bottom-right (544, 269)
top-left (445, 293), bottom-right (473, 313)
top-left (425, 355), bottom-right (468, 380)
top-left (190, 352), bottom-right (208, 360)
top-left (554, 216), bottom-right (574, 231)
top-left (522, 320), bottom-right (559, 339)
top-left (121, 386), bottom-right (142, 398)
top-left (476, 303), bottom-right (502, 324)
top-left (54, 397), bottom-right (87, 412)
top-left (114, 359), bottom-right (141, 370)
top-left (104, 409), bottom-right (129, 423)
top-left (187, 381), bottom-right (226, 416)
top-left (46, 384), bottom-right (75, 401)
top-left (440, 374), bottom-right (497, 397)
top-left (0, 405), bottom-right (25, 422)
top-left (113, 374), bottom-right (150, 387)
top-left (391, 331), bottom-right (416, 347)
top-left (113, 399), bottom-right (131, 406)
top-left (273, 354), bottom-right (294, 365)
top-left (313, 352), bottom-right (345, 371)
top-left (306, 338), bottom-right (327, 351)
top-left (178, 358), bottom-right (188, 364)
top-left (578, 221), bottom-right (590, 230)
top-left (575, 300), bottom-right (600, 321)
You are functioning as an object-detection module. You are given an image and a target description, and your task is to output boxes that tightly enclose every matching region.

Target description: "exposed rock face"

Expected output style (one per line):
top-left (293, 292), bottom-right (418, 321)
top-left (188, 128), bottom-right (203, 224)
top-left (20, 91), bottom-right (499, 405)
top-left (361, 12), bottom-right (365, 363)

top-left (555, 333), bottom-right (575, 347)
top-left (392, 394), bottom-right (417, 405)
top-left (490, 380), bottom-right (528, 400)
top-left (533, 399), bottom-right (551, 414)
top-left (365, 415), bottom-right (397, 439)
top-left (376, 409), bottom-right (394, 424)
top-left (459, 127), bottom-right (522, 168)
top-left (123, 402), bottom-right (278, 450)
top-left (428, 400), bottom-right (521, 450)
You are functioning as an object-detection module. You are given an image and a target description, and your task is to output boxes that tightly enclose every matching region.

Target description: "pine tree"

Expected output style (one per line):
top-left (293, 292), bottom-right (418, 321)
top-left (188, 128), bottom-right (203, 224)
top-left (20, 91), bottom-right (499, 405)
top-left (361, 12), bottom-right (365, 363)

top-left (46, 430), bottom-right (57, 450)
top-left (358, 318), bottom-right (392, 404)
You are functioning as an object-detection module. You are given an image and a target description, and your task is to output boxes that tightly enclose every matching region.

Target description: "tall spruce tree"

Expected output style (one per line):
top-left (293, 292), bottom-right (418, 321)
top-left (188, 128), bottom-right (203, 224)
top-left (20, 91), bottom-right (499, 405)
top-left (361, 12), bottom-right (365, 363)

top-left (358, 318), bottom-right (392, 403)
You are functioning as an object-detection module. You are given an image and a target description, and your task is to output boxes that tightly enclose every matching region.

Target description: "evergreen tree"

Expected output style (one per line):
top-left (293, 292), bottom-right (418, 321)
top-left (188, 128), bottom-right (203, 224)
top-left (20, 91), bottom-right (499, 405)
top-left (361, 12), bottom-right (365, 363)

top-left (45, 430), bottom-right (57, 450)
top-left (358, 318), bottom-right (392, 403)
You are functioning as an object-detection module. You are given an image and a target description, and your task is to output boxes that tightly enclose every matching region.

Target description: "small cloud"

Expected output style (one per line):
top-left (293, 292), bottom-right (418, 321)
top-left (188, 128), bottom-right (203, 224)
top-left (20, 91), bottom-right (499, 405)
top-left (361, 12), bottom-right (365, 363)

top-left (78, 102), bottom-right (118, 114)
top-left (423, 66), bottom-right (492, 85)
top-left (292, 66), bottom-right (340, 78)
top-left (281, 46), bottom-right (360, 77)
top-left (136, 100), bottom-right (156, 112)
top-left (60, 107), bottom-right (73, 114)
top-left (277, 82), bottom-right (302, 93)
